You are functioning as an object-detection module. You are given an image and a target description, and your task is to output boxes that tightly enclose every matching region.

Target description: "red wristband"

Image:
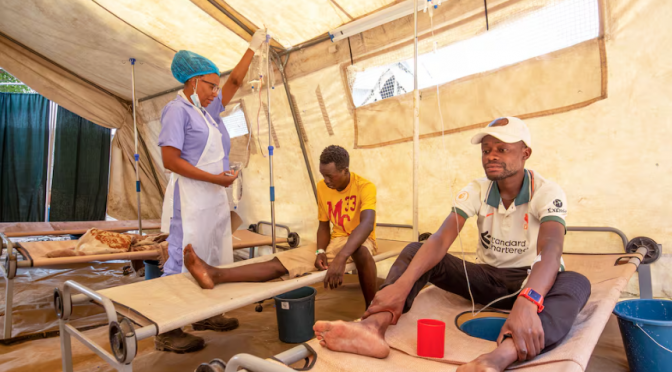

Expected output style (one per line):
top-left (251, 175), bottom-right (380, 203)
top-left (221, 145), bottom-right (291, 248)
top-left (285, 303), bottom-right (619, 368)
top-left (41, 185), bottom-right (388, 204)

top-left (519, 288), bottom-right (545, 313)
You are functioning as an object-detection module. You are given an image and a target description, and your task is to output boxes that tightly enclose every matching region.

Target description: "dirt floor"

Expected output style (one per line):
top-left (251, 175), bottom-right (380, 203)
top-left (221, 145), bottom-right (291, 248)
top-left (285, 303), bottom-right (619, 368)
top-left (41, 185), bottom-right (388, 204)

top-left (0, 260), bottom-right (632, 372)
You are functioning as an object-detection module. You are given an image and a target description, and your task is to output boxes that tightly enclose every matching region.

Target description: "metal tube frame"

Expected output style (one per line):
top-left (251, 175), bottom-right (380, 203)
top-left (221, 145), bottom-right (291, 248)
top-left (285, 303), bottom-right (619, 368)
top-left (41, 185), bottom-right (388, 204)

top-left (215, 227), bottom-right (655, 371)
top-left (1, 232), bottom-right (16, 339)
top-left (412, 0), bottom-right (420, 242)
top-left (0, 224), bottom-right (156, 340)
top-left (566, 226), bottom-right (628, 251)
top-left (377, 223), bottom-right (414, 229)
top-left (225, 354), bottom-right (297, 372)
top-left (200, 344), bottom-right (313, 372)
top-left (130, 58), bottom-right (143, 236)
top-left (58, 280), bottom-right (157, 372)
top-left (56, 244), bottom-right (408, 372)
top-left (256, 221), bottom-right (291, 237)
top-left (565, 225), bottom-right (653, 299)
top-left (271, 50), bottom-right (319, 201)
top-left (265, 40), bottom-right (277, 253)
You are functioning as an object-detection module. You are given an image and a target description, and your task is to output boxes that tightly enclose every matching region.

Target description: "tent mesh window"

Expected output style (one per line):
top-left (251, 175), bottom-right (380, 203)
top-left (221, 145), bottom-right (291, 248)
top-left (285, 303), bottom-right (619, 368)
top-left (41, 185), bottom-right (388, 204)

top-left (347, 0), bottom-right (600, 108)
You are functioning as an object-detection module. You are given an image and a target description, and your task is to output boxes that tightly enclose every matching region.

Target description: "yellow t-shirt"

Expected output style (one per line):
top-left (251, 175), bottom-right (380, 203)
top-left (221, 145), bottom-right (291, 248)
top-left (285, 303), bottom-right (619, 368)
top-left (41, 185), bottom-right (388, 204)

top-left (317, 172), bottom-right (376, 241)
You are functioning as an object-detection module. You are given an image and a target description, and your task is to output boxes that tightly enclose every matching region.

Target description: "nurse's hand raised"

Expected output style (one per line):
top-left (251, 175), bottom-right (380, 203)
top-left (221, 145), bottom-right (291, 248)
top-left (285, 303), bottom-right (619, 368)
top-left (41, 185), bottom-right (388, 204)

top-left (212, 170), bottom-right (239, 187)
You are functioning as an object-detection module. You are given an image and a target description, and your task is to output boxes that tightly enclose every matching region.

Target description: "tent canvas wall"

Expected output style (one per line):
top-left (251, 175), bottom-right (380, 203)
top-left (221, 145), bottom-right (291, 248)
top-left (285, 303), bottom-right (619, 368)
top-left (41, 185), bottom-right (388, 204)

top-left (0, 0), bottom-right (669, 298)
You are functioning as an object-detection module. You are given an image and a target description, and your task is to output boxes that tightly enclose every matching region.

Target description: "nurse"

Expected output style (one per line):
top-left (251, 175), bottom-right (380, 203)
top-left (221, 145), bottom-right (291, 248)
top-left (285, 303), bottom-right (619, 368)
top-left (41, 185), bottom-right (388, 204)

top-left (156, 30), bottom-right (266, 353)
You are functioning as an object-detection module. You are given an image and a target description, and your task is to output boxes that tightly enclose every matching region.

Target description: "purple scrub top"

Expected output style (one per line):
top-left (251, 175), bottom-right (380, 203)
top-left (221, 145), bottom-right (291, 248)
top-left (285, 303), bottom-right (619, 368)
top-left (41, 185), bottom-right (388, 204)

top-left (158, 92), bottom-right (230, 275)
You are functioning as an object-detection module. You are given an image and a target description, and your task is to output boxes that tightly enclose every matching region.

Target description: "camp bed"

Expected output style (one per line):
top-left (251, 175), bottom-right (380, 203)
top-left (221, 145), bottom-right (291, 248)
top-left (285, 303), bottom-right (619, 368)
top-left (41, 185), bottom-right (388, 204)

top-left (54, 239), bottom-right (410, 372)
top-left (1, 219), bottom-right (300, 340)
top-left (199, 228), bottom-right (662, 372)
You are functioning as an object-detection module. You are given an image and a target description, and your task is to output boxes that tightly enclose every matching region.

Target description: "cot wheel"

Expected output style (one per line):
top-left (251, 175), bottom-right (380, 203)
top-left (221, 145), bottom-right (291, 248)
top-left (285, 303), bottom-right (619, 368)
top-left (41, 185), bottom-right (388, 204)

top-left (53, 288), bottom-right (71, 320)
top-left (255, 304), bottom-right (263, 313)
top-left (196, 359), bottom-right (227, 372)
top-left (4, 255), bottom-right (17, 279)
top-left (248, 224), bottom-right (258, 233)
top-left (626, 237), bottom-right (661, 264)
top-left (109, 318), bottom-right (137, 364)
top-left (288, 232), bottom-right (301, 248)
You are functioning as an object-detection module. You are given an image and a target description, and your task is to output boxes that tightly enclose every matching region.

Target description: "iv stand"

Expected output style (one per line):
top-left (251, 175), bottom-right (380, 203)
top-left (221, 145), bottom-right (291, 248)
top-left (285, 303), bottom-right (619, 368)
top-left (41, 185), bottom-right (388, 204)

top-left (130, 58), bottom-right (143, 236)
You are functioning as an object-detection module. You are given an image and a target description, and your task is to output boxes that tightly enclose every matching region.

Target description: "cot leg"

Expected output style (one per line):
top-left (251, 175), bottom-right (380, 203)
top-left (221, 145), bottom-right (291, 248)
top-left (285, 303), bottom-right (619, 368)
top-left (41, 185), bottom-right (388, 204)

top-left (59, 319), bottom-right (74, 372)
top-left (2, 276), bottom-right (13, 339)
top-left (638, 264), bottom-right (653, 299)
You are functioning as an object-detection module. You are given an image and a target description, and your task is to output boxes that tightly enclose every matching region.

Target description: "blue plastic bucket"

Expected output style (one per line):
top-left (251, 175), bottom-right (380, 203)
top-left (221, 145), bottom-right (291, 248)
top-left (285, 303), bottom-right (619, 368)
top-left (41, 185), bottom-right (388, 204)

top-left (613, 299), bottom-right (672, 372)
top-left (459, 317), bottom-right (507, 342)
top-left (144, 260), bottom-right (163, 280)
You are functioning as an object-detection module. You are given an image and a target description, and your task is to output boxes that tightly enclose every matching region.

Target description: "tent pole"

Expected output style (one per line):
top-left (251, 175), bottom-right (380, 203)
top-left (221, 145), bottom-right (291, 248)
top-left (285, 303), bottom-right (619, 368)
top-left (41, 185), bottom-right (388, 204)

top-left (412, 0), bottom-right (420, 242)
top-left (45, 101), bottom-right (58, 221)
top-left (272, 52), bottom-right (318, 202)
top-left (130, 58), bottom-right (143, 236)
top-left (266, 39), bottom-right (276, 253)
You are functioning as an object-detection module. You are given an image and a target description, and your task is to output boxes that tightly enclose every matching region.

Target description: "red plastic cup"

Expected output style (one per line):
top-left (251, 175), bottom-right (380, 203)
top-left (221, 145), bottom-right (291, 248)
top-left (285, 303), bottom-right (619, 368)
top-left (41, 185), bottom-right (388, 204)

top-left (417, 319), bottom-right (446, 358)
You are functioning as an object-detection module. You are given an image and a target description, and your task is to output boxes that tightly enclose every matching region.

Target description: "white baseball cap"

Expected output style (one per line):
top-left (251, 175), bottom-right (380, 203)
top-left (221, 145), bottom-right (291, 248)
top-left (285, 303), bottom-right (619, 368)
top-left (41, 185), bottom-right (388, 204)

top-left (470, 117), bottom-right (532, 148)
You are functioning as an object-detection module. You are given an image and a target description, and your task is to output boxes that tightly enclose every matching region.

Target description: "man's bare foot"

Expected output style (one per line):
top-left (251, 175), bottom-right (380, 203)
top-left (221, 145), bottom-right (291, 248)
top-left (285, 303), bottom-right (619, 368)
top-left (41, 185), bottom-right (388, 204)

top-left (456, 358), bottom-right (500, 372)
top-left (313, 320), bottom-right (390, 359)
top-left (456, 340), bottom-right (518, 372)
top-left (184, 244), bottom-right (215, 289)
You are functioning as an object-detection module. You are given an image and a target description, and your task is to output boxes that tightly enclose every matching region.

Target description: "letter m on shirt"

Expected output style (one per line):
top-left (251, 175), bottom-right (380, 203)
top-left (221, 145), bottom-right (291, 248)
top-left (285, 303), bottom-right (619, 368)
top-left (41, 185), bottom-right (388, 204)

top-left (327, 200), bottom-right (350, 230)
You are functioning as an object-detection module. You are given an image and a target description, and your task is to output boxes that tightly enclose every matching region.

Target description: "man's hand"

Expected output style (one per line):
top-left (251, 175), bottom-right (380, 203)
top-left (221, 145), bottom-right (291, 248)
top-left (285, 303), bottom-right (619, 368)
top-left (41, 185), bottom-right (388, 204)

top-left (212, 170), bottom-right (239, 187)
top-left (324, 256), bottom-right (347, 289)
top-left (362, 282), bottom-right (412, 325)
top-left (497, 298), bottom-right (545, 362)
top-left (314, 253), bottom-right (328, 271)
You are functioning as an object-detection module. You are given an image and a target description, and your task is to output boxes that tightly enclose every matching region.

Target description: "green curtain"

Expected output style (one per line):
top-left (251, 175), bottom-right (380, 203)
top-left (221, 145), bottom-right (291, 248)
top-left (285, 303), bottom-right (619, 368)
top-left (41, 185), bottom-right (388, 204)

top-left (0, 93), bottom-right (50, 222)
top-left (49, 106), bottom-right (111, 221)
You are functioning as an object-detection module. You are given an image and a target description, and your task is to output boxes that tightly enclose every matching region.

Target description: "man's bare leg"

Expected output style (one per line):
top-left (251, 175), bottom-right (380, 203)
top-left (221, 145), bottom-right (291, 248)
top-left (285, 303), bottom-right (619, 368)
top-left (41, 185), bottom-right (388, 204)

top-left (456, 339), bottom-right (518, 372)
top-left (313, 311), bottom-right (392, 358)
top-left (183, 244), bottom-right (287, 289)
top-left (351, 245), bottom-right (377, 308)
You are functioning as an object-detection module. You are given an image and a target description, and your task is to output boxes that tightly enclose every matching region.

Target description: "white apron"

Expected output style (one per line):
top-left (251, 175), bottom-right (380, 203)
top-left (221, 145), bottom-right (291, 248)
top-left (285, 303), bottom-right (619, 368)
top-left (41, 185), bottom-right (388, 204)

top-left (160, 92), bottom-right (233, 272)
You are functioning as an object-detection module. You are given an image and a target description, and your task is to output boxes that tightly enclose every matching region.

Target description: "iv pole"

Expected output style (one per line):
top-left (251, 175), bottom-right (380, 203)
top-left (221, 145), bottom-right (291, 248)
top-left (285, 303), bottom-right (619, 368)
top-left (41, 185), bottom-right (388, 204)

top-left (130, 58), bottom-right (143, 236)
top-left (412, 0), bottom-right (420, 242)
top-left (265, 35), bottom-right (277, 253)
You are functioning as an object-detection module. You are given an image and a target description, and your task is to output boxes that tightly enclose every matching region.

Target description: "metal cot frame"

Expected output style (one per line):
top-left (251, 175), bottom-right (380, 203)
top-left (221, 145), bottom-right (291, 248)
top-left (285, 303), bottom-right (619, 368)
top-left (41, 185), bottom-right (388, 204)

top-left (1, 221), bottom-right (300, 340)
top-left (53, 226), bottom-right (659, 372)
top-left (203, 226), bottom-right (662, 372)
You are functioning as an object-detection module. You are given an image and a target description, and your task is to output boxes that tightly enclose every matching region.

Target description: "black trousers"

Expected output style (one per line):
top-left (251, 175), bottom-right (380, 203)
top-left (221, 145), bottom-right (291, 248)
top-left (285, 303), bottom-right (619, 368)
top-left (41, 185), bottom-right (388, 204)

top-left (382, 243), bottom-right (591, 351)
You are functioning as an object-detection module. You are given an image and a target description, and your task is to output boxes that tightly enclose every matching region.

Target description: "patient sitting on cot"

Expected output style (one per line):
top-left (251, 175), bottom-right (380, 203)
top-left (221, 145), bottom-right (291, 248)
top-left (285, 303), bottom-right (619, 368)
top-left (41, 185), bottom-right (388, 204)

top-left (184, 145), bottom-right (380, 307)
top-left (312, 118), bottom-right (591, 372)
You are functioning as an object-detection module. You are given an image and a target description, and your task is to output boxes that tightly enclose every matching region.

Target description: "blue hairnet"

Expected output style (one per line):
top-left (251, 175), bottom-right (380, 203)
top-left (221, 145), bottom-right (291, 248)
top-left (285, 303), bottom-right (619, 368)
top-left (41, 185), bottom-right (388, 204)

top-left (171, 50), bottom-right (220, 84)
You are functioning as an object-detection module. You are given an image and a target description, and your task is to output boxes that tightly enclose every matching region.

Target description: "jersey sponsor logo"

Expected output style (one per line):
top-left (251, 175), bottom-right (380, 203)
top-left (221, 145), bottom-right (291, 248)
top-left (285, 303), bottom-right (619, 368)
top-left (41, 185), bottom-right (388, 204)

top-left (327, 199), bottom-right (351, 231)
top-left (547, 207), bottom-right (567, 213)
top-left (553, 199), bottom-right (563, 208)
top-left (457, 191), bottom-right (469, 201)
top-left (480, 231), bottom-right (491, 249)
top-left (481, 231), bottom-right (529, 254)
top-left (524, 213), bottom-right (529, 230)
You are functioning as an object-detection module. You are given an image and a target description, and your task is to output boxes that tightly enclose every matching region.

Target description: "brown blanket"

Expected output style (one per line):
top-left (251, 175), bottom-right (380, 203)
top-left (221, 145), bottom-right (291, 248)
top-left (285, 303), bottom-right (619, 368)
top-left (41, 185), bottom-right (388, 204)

top-left (46, 229), bottom-right (169, 265)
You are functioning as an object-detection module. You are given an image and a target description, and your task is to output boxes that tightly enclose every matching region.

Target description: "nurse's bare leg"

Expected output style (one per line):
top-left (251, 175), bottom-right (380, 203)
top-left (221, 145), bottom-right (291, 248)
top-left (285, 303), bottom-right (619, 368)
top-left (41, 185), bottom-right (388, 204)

top-left (183, 244), bottom-right (287, 289)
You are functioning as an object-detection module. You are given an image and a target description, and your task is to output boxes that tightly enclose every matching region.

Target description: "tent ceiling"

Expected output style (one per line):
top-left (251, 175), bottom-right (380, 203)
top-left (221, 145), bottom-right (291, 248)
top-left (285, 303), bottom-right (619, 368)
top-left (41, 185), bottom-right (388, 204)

top-left (0, 0), bottom-right (402, 101)
top-left (225, 0), bottom-right (398, 47)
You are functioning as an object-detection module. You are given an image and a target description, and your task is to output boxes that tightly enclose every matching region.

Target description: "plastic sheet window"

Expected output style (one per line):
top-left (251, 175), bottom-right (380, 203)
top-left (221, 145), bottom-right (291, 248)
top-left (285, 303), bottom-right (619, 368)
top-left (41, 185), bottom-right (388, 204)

top-left (348, 0), bottom-right (600, 108)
